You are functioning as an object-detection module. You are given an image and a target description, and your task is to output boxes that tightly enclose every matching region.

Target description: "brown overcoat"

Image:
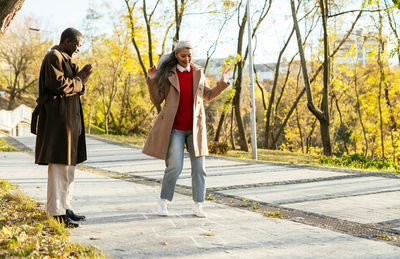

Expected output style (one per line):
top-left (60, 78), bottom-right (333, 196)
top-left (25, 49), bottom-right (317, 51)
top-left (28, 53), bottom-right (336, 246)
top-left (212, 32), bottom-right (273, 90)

top-left (142, 64), bottom-right (229, 160)
top-left (35, 46), bottom-right (87, 166)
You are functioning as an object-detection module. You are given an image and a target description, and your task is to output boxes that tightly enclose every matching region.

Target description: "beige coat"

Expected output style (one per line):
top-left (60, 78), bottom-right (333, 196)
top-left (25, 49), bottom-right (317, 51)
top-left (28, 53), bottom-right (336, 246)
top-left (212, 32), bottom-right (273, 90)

top-left (142, 64), bottom-right (229, 160)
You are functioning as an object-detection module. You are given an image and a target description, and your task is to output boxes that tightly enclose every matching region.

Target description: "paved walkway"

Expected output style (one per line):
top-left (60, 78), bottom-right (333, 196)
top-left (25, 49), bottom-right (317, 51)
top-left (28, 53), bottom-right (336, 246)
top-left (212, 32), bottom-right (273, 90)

top-left (1, 135), bottom-right (400, 258)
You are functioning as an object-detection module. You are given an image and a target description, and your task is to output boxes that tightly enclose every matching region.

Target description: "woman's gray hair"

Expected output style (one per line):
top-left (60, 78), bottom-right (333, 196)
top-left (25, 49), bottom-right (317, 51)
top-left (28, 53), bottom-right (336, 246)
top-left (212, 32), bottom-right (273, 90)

top-left (155, 41), bottom-right (193, 98)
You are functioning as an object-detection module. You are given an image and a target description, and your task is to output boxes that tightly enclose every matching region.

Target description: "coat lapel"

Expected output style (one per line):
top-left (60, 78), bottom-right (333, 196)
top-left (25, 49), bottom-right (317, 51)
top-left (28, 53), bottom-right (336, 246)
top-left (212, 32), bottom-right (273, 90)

top-left (53, 46), bottom-right (75, 74)
top-left (192, 64), bottom-right (201, 101)
top-left (168, 66), bottom-right (180, 93)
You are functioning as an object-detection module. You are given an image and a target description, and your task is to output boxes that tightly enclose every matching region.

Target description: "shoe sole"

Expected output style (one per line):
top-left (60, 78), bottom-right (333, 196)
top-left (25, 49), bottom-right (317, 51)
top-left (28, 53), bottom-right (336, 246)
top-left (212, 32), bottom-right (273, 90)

top-left (157, 211), bottom-right (168, 216)
top-left (193, 213), bottom-right (206, 218)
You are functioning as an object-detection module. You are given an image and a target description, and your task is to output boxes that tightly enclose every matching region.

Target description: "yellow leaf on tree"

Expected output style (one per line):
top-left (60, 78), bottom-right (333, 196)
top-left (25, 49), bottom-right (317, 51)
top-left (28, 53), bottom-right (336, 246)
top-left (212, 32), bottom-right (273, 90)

top-left (2, 226), bottom-right (11, 235)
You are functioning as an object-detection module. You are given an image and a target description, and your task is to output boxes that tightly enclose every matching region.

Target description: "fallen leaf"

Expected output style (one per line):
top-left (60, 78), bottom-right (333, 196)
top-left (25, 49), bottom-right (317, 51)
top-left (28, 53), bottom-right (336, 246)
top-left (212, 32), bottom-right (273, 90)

top-left (201, 231), bottom-right (216, 236)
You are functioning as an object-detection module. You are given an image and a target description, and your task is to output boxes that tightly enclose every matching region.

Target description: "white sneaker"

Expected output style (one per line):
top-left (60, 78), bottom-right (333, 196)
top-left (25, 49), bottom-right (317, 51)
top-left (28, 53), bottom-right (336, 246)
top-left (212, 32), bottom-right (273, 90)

top-left (193, 202), bottom-right (207, 218)
top-left (157, 198), bottom-right (168, 216)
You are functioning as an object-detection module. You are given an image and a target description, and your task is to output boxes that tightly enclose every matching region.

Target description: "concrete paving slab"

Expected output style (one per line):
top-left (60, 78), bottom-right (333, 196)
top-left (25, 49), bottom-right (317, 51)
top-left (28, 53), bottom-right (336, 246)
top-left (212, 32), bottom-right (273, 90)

top-left (219, 176), bottom-right (400, 205)
top-left (131, 164), bottom-right (292, 179)
top-left (2, 152), bottom-right (400, 258)
top-left (86, 149), bottom-right (144, 157)
top-left (135, 169), bottom-right (349, 188)
top-left (91, 157), bottom-right (248, 173)
top-left (283, 190), bottom-right (400, 224)
top-left (13, 135), bottom-right (133, 152)
top-left (84, 153), bottom-right (152, 163)
top-left (12, 136), bottom-right (36, 150)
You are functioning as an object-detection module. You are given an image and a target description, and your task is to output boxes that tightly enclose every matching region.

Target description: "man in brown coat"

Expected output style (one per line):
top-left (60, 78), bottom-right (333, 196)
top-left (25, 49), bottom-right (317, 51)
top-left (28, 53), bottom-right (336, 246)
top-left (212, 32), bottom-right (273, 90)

top-left (35, 28), bottom-right (92, 228)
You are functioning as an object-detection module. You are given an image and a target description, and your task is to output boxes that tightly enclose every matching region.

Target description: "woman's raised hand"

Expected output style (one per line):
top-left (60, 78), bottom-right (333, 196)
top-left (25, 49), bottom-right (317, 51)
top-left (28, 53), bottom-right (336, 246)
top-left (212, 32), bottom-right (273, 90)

top-left (148, 66), bottom-right (157, 80)
top-left (220, 67), bottom-right (232, 85)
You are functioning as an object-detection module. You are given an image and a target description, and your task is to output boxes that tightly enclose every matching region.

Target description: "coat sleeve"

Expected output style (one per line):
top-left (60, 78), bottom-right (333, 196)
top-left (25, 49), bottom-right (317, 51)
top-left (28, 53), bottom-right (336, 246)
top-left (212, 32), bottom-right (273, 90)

top-left (147, 78), bottom-right (164, 105)
top-left (72, 63), bottom-right (85, 95)
top-left (203, 72), bottom-right (230, 102)
top-left (44, 52), bottom-right (83, 96)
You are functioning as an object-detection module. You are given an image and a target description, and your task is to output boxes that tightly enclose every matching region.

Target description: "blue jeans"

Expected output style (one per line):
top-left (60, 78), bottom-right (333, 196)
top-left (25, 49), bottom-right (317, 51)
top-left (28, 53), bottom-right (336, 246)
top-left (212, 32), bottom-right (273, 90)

top-left (160, 129), bottom-right (206, 202)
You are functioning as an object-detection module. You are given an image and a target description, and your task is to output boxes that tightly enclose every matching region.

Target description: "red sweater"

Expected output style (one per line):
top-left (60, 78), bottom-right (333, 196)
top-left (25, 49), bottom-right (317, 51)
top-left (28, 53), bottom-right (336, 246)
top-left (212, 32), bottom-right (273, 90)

top-left (173, 68), bottom-right (194, 130)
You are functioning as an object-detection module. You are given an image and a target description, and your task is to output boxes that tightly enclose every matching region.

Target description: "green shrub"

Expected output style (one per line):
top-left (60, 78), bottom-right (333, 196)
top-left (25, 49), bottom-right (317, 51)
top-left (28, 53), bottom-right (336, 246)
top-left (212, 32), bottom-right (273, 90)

top-left (320, 153), bottom-right (400, 173)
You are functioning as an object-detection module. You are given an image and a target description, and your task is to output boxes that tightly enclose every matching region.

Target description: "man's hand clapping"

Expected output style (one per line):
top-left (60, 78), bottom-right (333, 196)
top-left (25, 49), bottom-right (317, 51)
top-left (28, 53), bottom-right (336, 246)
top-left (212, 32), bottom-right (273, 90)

top-left (77, 64), bottom-right (93, 85)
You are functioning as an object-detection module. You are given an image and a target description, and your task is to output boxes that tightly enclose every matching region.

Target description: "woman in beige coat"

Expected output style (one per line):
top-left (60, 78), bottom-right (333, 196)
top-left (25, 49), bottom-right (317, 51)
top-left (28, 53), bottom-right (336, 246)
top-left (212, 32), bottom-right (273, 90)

top-left (143, 41), bottom-right (230, 217)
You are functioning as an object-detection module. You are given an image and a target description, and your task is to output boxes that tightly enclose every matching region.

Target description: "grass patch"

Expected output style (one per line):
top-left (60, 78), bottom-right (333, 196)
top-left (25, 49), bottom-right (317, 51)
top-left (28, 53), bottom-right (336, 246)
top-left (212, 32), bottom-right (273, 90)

top-left (91, 133), bottom-right (147, 147)
top-left (0, 179), bottom-right (104, 258)
top-left (0, 138), bottom-right (18, 152)
top-left (223, 148), bottom-right (318, 165)
top-left (320, 153), bottom-right (400, 173)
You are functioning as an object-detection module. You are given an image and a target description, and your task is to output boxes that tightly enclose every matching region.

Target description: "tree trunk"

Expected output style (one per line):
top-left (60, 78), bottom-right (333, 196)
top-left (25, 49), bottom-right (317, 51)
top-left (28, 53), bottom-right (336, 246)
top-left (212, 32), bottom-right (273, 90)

top-left (290, 0), bottom-right (331, 156)
top-left (124, 0), bottom-right (147, 78)
top-left (306, 119), bottom-right (317, 153)
top-left (214, 111), bottom-right (225, 142)
top-left (354, 69), bottom-right (368, 156)
top-left (378, 7), bottom-right (398, 160)
top-left (143, 0), bottom-right (158, 68)
top-left (7, 92), bottom-right (15, 110)
top-left (333, 94), bottom-right (349, 154)
top-left (230, 106), bottom-right (235, 150)
top-left (214, 96), bottom-right (233, 142)
top-left (295, 106), bottom-right (304, 153)
top-left (232, 59), bottom-right (248, 151)
top-left (318, 0), bottom-right (332, 156)
top-left (174, 0), bottom-right (184, 43)
top-left (0, 0), bottom-right (24, 34)
top-left (377, 10), bottom-right (385, 157)
top-left (231, 7), bottom-right (248, 151)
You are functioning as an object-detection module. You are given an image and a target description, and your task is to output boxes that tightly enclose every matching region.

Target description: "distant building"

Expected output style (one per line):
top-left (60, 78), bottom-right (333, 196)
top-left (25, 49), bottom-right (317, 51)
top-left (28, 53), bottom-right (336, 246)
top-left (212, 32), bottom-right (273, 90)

top-left (195, 58), bottom-right (287, 82)
top-left (335, 30), bottom-right (383, 66)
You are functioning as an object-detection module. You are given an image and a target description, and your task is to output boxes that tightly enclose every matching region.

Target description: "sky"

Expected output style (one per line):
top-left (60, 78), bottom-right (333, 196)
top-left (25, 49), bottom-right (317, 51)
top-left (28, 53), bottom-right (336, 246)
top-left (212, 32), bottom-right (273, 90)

top-left (16, 0), bottom-right (298, 64)
top-left (19, 0), bottom-right (90, 35)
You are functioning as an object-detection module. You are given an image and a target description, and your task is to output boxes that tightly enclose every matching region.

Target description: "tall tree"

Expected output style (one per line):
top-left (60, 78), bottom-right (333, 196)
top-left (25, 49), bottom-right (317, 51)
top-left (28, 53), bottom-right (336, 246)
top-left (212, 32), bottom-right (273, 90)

top-left (90, 31), bottom-right (131, 134)
top-left (123, 0), bottom-right (162, 112)
top-left (230, 0), bottom-right (271, 151)
top-left (124, 0), bottom-right (148, 78)
top-left (142, 0), bottom-right (161, 68)
top-left (383, 0), bottom-right (400, 65)
top-left (377, 5), bottom-right (398, 160)
top-left (291, 0), bottom-right (332, 156)
top-left (0, 18), bottom-right (48, 109)
top-left (174, 0), bottom-right (185, 43)
top-left (290, 0), bottom-right (366, 156)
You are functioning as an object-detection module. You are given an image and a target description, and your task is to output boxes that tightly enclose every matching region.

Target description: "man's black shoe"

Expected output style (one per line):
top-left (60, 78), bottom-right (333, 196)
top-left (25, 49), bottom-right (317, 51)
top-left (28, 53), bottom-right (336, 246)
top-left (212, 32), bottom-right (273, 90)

top-left (66, 209), bottom-right (86, 221)
top-left (53, 215), bottom-right (79, 228)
